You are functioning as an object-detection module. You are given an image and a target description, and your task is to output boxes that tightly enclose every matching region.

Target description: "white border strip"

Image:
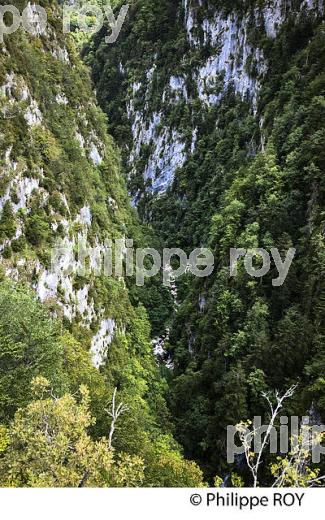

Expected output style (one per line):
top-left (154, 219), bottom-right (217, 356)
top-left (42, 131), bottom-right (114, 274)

top-left (0, 488), bottom-right (323, 520)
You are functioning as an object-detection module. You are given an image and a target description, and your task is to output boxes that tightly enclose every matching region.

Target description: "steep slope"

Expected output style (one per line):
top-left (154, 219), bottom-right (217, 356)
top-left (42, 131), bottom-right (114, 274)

top-left (89, 0), bottom-right (325, 481)
top-left (0, 0), bottom-right (134, 364)
top-left (89, 0), bottom-right (322, 209)
top-left (0, 0), bottom-right (205, 486)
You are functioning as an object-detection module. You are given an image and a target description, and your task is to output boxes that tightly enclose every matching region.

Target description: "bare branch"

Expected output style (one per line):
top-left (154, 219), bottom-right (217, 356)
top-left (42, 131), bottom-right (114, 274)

top-left (236, 384), bottom-right (298, 487)
top-left (105, 388), bottom-right (129, 449)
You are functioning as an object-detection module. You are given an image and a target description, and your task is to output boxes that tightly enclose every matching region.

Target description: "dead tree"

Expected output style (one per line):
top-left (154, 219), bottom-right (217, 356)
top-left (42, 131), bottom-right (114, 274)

top-left (106, 388), bottom-right (129, 449)
top-left (236, 384), bottom-right (298, 487)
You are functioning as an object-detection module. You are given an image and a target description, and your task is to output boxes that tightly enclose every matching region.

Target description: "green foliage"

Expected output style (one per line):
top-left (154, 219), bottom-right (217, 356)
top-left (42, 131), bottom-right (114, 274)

top-left (0, 0), bottom-right (208, 490)
top-left (88, 0), bottom-right (325, 483)
top-left (0, 202), bottom-right (16, 242)
top-left (0, 283), bottom-right (64, 421)
top-left (0, 281), bottom-right (204, 487)
top-left (25, 214), bottom-right (51, 246)
top-left (0, 380), bottom-right (145, 487)
top-left (1, 0), bottom-right (325, 487)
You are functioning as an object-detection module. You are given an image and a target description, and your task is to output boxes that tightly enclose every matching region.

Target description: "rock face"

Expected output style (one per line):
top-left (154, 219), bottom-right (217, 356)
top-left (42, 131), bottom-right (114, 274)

top-left (91, 0), bottom-right (323, 202)
top-left (91, 318), bottom-right (116, 368)
top-left (0, 0), bottom-right (135, 367)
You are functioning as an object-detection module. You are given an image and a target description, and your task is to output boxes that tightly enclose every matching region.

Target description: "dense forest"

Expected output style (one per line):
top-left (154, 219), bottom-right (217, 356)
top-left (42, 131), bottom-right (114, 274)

top-left (0, 0), bottom-right (203, 487)
top-left (0, 0), bottom-right (325, 487)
